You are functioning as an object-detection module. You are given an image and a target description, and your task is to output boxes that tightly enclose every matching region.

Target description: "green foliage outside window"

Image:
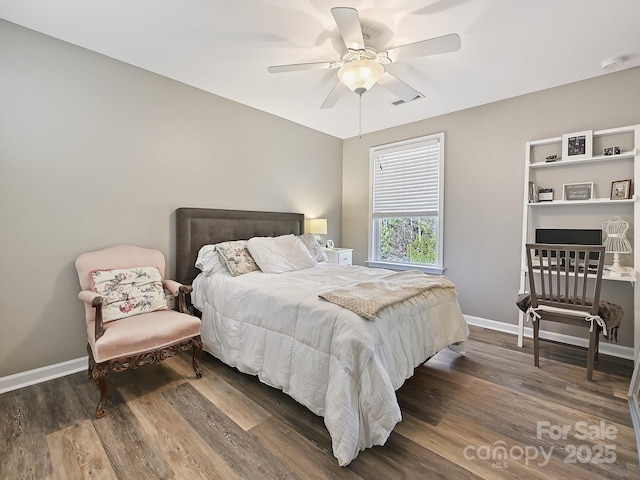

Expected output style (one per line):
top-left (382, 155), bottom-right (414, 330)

top-left (379, 217), bottom-right (436, 264)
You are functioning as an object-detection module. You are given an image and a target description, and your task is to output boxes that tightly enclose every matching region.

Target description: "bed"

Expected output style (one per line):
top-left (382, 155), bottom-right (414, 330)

top-left (175, 207), bottom-right (469, 466)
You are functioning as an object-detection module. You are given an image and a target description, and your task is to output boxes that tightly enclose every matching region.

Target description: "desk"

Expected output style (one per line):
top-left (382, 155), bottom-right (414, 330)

top-left (604, 266), bottom-right (636, 282)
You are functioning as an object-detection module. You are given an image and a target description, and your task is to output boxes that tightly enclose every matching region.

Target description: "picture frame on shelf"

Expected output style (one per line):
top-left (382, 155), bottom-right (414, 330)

top-left (562, 182), bottom-right (593, 201)
top-left (603, 146), bottom-right (621, 156)
top-left (538, 188), bottom-right (553, 202)
top-left (561, 130), bottom-right (593, 161)
top-left (611, 179), bottom-right (632, 200)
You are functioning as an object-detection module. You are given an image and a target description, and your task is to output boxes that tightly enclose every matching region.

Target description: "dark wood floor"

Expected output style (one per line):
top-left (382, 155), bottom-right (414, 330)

top-left (2, 326), bottom-right (639, 479)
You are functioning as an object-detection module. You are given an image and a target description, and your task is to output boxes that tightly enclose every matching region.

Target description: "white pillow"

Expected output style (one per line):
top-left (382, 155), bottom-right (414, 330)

top-left (247, 234), bottom-right (316, 274)
top-left (195, 244), bottom-right (229, 276)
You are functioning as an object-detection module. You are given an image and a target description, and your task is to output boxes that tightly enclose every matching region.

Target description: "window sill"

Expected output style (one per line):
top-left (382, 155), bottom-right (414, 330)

top-left (365, 261), bottom-right (445, 275)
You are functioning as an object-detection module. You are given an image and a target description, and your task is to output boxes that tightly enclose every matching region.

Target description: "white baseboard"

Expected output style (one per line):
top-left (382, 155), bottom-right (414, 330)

top-left (0, 356), bottom-right (88, 395)
top-left (0, 315), bottom-right (633, 395)
top-left (465, 315), bottom-right (635, 361)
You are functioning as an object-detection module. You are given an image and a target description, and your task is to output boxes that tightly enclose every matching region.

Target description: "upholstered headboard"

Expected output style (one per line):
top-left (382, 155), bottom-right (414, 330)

top-left (175, 208), bottom-right (305, 285)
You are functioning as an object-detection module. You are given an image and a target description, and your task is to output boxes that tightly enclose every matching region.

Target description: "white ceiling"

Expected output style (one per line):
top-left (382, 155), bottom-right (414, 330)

top-left (1, 0), bottom-right (639, 139)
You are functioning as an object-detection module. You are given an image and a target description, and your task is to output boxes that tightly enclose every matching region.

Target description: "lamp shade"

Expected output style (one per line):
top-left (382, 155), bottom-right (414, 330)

top-left (309, 218), bottom-right (328, 235)
top-left (338, 59), bottom-right (384, 95)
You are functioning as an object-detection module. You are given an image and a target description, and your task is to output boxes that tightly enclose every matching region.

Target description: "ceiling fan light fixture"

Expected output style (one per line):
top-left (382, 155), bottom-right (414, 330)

top-left (338, 59), bottom-right (384, 95)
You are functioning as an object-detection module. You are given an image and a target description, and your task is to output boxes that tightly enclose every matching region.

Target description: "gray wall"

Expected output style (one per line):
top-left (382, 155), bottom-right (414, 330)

top-left (0, 20), bottom-right (343, 377)
top-left (343, 67), bottom-right (640, 347)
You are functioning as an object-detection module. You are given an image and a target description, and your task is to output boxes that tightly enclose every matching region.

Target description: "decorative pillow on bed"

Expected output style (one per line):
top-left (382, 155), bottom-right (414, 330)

top-left (247, 234), bottom-right (316, 274)
top-left (298, 233), bottom-right (329, 263)
top-left (91, 267), bottom-right (168, 322)
top-left (216, 240), bottom-right (260, 276)
top-left (195, 244), bottom-right (230, 276)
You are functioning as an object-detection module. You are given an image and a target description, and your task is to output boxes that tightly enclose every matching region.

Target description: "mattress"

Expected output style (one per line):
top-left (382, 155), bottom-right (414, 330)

top-left (191, 263), bottom-right (468, 465)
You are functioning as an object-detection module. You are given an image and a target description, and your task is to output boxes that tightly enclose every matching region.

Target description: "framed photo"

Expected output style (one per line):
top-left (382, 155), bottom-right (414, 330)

top-left (611, 179), bottom-right (631, 200)
top-left (603, 146), bottom-right (621, 156)
top-left (562, 182), bottom-right (593, 201)
top-left (561, 130), bottom-right (593, 161)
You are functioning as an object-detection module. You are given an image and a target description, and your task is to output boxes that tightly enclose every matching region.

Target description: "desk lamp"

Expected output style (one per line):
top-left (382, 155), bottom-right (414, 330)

top-left (602, 216), bottom-right (632, 274)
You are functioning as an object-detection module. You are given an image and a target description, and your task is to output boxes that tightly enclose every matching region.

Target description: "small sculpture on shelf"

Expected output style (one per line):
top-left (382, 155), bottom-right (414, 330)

top-left (545, 154), bottom-right (558, 163)
top-left (603, 216), bottom-right (632, 276)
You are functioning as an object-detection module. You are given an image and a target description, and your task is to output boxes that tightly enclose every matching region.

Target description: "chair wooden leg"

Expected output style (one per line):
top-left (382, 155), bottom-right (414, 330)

top-left (533, 319), bottom-right (540, 368)
top-left (192, 335), bottom-right (203, 379)
top-left (89, 361), bottom-right (108, 418)
top-left (587, 326), bottom-right (598, 382)
top-left (94, 367), bottom-right (108, 418)
top-left (87, 345), bottom-right (108, 417)
top-left (87, 343), bottom-right (94, 379)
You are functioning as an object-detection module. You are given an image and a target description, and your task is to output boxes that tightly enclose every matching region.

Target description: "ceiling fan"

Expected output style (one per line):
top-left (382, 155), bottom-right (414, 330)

top-left (267, 7), bottom-right (461, 109)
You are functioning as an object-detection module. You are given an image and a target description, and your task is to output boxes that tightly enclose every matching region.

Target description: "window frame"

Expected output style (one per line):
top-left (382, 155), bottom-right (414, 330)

top-left (367, 133), bottom-right (445, 275)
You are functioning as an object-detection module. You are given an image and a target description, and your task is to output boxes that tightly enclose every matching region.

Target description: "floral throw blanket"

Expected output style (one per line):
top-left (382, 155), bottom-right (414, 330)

top-left (319, 270), bottom-right (456, 320)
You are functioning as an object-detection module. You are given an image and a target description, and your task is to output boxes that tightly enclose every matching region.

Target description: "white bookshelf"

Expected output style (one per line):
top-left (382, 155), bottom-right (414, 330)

top-left (519, 124), bottom-right (640, 354)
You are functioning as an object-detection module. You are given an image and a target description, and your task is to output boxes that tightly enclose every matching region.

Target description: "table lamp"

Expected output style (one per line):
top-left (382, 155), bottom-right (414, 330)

top-left (602, 216), bottom-right (632, 274)
top-left (309, 218), bottom-right (328, 246)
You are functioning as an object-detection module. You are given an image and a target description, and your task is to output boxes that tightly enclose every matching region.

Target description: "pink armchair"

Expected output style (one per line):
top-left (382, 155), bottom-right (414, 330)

top-left (76, 245), bottom-right (202, 417)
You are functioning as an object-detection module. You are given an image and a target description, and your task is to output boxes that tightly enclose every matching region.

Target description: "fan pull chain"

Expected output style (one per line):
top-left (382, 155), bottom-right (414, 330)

top-left (358, 93), bottom-right (362, 139)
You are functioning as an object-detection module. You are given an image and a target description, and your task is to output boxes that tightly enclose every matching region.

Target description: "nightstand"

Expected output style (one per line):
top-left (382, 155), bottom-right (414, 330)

top-left (323, 247), bottom-right (353, 266)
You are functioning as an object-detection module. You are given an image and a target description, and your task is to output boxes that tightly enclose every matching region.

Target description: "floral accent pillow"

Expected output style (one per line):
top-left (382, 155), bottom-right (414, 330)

top-left (216, 240), bottom-right (260, 276)
top-left (91, 267), bottom-right (168, 322)
top-left (299, 233), bottom-right (328, 262)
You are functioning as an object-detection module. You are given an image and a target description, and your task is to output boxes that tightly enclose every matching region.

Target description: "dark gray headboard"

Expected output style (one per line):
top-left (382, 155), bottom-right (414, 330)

top-left (175, 208), bottom-right (305, 285)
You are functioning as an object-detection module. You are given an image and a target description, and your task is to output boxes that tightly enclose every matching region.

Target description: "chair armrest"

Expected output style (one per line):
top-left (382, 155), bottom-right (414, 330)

top-left (78, 290), bottom-right (105, 341)
top-left (163, 279), bottom-right (183, 296)
top-left (78, 290), bottom-right (102, 306)
top-left (163, 280), bottom-right (193, 314)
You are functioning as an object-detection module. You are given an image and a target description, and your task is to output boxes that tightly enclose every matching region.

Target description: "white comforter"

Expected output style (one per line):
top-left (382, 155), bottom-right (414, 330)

top-left (192, 263), bottom-right (468, 465)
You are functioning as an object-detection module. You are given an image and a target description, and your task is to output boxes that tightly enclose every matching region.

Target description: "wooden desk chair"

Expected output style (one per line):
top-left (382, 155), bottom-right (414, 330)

top-left (524, 243), bottom-right (607, 381)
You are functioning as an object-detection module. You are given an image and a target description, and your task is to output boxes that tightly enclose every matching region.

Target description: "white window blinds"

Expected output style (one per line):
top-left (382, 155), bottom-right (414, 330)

top-left (372, 137), bottom-right (441, 216)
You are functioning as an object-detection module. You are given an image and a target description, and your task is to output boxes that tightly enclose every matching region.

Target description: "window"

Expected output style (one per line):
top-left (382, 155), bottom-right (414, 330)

top-left (368, 133), bottom-right (444, 274)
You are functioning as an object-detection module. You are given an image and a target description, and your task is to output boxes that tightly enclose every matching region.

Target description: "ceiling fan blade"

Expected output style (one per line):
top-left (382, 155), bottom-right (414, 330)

top-left (386, 33), bottom-right (461, 61)
top-left (268, 62), bottom-right (333, 74)
top-left (331, 7), bottom-right (365, 50)
top-left (378, 73), bottom-right (421, 103)
top-left (321, 81), bottom-right (348, 109)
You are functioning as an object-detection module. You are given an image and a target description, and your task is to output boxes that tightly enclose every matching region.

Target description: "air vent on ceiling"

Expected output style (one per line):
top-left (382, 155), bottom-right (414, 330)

top-left (391, 93), bottom-right (424, 106)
